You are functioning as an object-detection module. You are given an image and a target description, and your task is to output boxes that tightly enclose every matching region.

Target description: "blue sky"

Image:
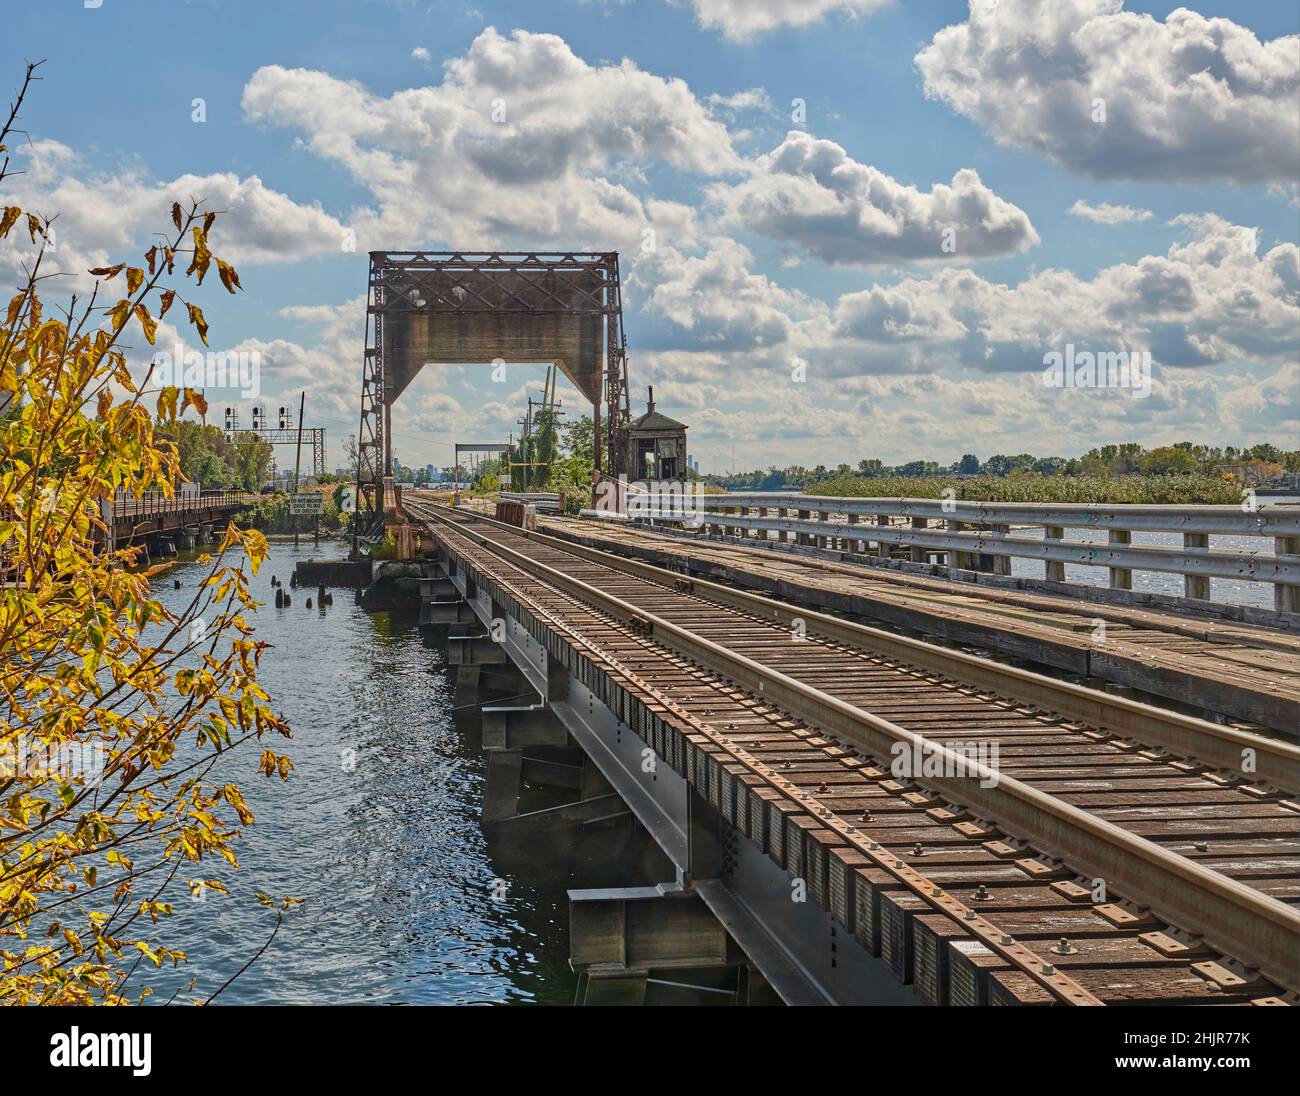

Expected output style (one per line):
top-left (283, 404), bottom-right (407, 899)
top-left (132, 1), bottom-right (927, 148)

top-left (2, 0), bottom-right (1297, 474)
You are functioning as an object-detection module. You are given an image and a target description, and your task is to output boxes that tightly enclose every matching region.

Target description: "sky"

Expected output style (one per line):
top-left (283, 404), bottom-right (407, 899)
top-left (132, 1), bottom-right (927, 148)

top-left (1, 0), bottom-right (1297, 475)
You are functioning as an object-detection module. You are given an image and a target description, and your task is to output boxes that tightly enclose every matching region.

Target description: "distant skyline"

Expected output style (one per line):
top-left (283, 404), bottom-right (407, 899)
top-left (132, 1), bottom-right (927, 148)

top-left (2, 0), bottom-right (1297, 472)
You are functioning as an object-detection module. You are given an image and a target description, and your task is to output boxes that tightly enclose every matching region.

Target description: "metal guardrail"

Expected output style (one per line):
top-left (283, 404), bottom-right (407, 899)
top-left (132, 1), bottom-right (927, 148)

top-left (500, 491), bottom-right (563, 514)
top-left (634, 492), bottom-right (1300, 612)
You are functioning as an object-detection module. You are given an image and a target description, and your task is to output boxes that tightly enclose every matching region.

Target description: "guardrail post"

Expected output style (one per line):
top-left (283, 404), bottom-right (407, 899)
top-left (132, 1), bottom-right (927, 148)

top-left (797, 508), bottom-right (810, 546)
top-left (777, 507), bottom-right (788, 543)
top-left (1044, 525), bottom-right (1066, 582)
top-left (816, 509), bottom-right (828, 550)
top-left (1108, 528), bottom-right (1133, 590)
top-left (847, 512), bottom-right (861, 554)
top-left (875, 514), bottom-right (891, 559)
top-left (1183, 533), bottom-right (1210, 600)
top-left (946, 519), bottom-right (965, 573)
top-left (979, 523), bottom-right (1012, 575)
top-left (909, 517), bottom-right (928, 564)
top-left (1276, 536), bottom-right (1300, 613)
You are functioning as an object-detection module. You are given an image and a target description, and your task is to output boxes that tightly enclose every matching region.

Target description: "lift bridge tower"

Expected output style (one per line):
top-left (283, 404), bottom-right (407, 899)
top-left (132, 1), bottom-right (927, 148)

top-left (353, 251), bottom-right (632, 528)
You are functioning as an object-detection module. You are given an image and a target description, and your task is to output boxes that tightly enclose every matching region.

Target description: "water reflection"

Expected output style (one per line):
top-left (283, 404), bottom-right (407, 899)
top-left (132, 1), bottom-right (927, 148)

top-left (141, 539), bottom-right (581, 1005)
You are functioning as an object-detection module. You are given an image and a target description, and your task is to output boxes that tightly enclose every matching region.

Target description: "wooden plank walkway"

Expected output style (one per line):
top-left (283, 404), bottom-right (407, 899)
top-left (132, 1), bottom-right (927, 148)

top-left (536, 515), bottom-right (1300, 734)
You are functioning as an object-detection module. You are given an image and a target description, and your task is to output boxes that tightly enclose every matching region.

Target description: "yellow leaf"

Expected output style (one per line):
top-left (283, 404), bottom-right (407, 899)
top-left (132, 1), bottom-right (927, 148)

top-left (157, 385), bottom-right (179, 422)
top-left (186, 302), bottom-right (209, 345)
top-left (134, 303), bottom-right (158, 344)
top-left (216, 258), bottom-right (242, 295)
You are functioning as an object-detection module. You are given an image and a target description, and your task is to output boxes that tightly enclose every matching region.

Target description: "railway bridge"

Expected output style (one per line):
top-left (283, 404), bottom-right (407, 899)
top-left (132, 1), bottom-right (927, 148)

top-left (103, 489), bottom-right (254, 556)
top-left (392, 493), bottom-right (1300, 1008)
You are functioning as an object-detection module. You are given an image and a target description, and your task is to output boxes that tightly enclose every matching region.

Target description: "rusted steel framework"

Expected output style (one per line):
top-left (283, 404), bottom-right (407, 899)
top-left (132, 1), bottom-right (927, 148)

top-left (355, 251), bottom-right (631, 527)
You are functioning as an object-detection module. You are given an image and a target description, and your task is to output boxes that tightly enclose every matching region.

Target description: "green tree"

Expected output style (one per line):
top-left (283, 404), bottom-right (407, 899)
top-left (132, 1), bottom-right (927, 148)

top-left (231, 432), bottom-right (272, 490)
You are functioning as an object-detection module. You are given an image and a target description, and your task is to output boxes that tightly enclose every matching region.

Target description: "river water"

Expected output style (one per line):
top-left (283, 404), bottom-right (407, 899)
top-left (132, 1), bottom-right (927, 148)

top-left (141, 538), bottom-right (585, 1006)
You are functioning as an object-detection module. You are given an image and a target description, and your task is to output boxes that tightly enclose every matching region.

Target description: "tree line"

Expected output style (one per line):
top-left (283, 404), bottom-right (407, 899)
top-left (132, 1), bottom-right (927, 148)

top-left (709, 442), bottom-right (1299, 492)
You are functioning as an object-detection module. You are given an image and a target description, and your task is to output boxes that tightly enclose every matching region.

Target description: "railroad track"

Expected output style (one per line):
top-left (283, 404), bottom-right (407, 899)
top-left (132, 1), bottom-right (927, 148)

top-left (534, 511), bottom-right (1300, 732)
top-left (408, 498), bottom-right (1300, 1003)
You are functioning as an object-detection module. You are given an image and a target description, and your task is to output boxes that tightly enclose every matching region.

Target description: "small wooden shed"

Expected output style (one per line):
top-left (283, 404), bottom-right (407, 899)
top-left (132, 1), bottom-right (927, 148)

top-left (625, 387), bottom-right (688, 481)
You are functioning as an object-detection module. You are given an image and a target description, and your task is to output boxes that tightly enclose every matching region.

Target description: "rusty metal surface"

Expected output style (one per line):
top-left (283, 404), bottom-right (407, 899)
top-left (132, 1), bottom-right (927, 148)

top-left (355, 252), bottom-right (632, 526)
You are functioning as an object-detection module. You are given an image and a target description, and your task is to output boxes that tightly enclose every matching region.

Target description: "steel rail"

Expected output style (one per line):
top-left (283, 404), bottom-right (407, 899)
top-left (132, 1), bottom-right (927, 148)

top-left (424, 510), bottom-right (1100, 1005)
top-left (424, 502), bottom-right (1300, 792)
top-left (416, 503), bottom-right (1300, 992)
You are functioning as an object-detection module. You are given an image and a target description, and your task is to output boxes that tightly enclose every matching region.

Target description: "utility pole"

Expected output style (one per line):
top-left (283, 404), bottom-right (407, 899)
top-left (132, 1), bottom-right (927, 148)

top-left (293, 390), bottom-right (305, 547)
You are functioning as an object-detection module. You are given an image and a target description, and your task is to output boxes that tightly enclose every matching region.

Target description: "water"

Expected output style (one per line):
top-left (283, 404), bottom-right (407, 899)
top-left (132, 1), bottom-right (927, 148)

top-left (786, 496), bottom-right (1299, 610)
top-left (138, 538), bottom-right (584, 1005)
top-left (1005, 501), bottom-right (1300, 610)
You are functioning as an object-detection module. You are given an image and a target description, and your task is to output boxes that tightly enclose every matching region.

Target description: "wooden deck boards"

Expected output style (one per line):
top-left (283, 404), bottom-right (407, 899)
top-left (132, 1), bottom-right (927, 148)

top-left (538, 516), bottom-right (1300, 734)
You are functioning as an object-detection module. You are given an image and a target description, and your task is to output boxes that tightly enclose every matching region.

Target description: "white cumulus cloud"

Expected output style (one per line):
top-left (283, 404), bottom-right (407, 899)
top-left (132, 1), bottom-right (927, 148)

top-left (916, 0), bottom-right (1300, 183)
top-left (711, 130), bottom-right (1039, 266)
top-left (678, 0), bottom-right (889, 41)
top-left (1067, 200), bottom-right (1154, 224)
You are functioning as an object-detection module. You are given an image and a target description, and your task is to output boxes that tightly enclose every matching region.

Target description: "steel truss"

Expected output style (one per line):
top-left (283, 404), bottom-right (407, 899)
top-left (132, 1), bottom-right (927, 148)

top-left (355, 252), bottom-right (631, 528)
top-left (225, 427), bottom-right (326, 480)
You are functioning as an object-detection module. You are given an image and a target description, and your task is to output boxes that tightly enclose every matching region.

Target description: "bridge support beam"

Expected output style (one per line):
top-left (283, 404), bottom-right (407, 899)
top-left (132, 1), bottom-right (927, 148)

top-left (482, 749), bottom-right (523, 824)
top-left (1044, 525), bottom-right (1066, 582)
top-left (1109, 528), bottom-right (1133, 590)
top-left (1276, 536), bottom-right (1300, 613)
top-left (453, 665), bottom-right (481, 706)
top-left (420, 599), bottom-right (476, 626)
top-left (569, 885), bottom-right (728, 973)
top-left (447, 631), bottom-right (509, 666)
top-left (482, 704), bottom-right (570, 749)
top-left (1184, 532), bottom-right (1210, 600)
top-left (419, 576), bottom-right (457, 599)
top-left (909, 517), bottom-right (928, 563)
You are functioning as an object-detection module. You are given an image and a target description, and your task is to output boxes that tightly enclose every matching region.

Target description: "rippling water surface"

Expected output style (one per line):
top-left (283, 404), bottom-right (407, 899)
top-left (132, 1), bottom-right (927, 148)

top-left (144, 538), bottom-right (580, 1005)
